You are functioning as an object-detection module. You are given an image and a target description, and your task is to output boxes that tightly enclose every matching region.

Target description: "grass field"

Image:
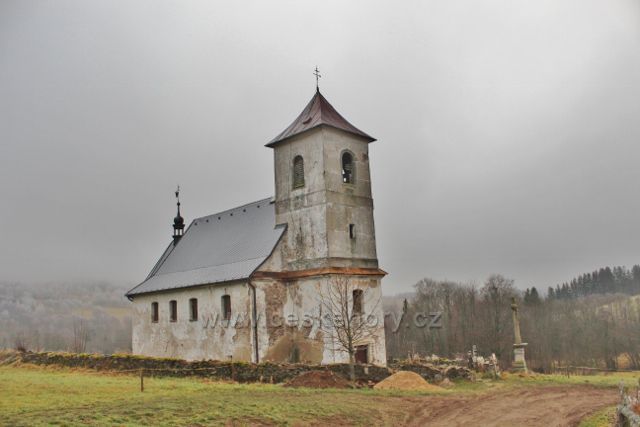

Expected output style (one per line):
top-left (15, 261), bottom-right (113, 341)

top-left (502, 370), bottom-right (640, 388)
top-left (0, 365), bottom-right (445, 426)
top-left (1, 365), bottom-right (637, 426)
top-left (579, 406), bottom-right (618, 427)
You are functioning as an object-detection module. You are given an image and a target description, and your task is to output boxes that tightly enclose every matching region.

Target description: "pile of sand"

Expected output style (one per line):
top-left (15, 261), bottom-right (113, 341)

top-left (374, 371), bottom-right (442, 391)
top-left (284, 370), bottom-right (351, 389)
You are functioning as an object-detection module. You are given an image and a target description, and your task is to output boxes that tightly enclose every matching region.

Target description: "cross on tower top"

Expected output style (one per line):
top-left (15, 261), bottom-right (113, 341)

top-left (313, 66), bottom-right (321, 92)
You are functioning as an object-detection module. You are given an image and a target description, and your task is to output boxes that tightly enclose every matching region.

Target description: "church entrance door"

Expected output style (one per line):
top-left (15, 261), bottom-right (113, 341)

top-left (354, 345), bottom-right (368, 364)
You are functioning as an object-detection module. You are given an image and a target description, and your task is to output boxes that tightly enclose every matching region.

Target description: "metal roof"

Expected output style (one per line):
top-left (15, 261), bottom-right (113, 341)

top-left (126, 197), bottom-right (285, 297)
top-left (266, 90), bottom-right (375, 147)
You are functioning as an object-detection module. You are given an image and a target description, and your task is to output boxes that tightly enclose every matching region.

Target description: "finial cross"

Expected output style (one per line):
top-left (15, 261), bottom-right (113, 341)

top-left (313, 66), bottom-right (321, 91)
top-left (175, 185), bottom-right (180, 203)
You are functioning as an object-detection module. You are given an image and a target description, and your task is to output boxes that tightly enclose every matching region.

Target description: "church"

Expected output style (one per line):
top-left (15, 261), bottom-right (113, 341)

top-left (126, 86), bottom-right (387, 365)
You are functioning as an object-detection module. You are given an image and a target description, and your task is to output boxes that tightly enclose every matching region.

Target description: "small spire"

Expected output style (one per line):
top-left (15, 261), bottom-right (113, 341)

top-left (175, 186), bottom-right (181, 215)
top-left (173, 185), bottom-right (185, 243)
top-left (313, 66), bottom-right (321, 92)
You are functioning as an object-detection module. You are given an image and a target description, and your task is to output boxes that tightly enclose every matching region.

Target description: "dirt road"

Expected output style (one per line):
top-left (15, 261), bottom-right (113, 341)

top-left (403, 385), bottom-right (618, 426)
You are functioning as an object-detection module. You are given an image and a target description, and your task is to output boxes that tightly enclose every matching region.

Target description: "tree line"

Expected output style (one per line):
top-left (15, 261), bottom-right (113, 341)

top-left (548, 265), bottom-right (640, 300)
top-left (385, 266), bottom-right (640, 371)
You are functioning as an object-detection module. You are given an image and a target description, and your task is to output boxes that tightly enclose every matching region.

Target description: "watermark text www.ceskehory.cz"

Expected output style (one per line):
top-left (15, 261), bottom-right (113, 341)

top-left (195, 311), bottom-right (442, 332)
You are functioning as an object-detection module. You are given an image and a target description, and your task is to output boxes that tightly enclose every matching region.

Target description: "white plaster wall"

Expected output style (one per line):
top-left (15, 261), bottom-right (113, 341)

top-left (131, 281), bottom-right (253, 361)
top-left (323, 128), bottom-right (378, 262)
top-left (273, 129), bottom-right (330, 266)
top-left (313, 275), bottom-right (386, 366)
top-left (256, 275), bottom-right (387, 366)
top-left (322, 128), bottom-right (373, 199)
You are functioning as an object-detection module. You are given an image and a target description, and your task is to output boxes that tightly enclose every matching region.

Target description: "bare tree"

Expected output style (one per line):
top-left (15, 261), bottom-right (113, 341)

top-left (13, 332), bottom-right (28, 352)
top-left (71, 319), bottom-right (90, 353)
top-left (480, 274), bottom-right (516, 364)
top-left (317, 276), bottom-right (382, 382)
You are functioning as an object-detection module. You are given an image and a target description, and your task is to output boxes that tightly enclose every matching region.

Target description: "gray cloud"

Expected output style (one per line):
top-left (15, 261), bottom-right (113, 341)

top-left (1, 0), bottom-right (639, 293)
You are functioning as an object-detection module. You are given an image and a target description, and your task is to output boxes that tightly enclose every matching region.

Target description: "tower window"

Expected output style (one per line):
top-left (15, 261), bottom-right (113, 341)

top-left (353, 289), bottom-right (364, 315)
top-left (293, 155), bottom-right (305, 188)
top-left (189, 298), bottom-right (198, 321)
top-left (349, 224), bottom-right (356, 239)
top-left (222, 295), bottom-right (232, 320)
top-left (151, 302), bottom-right (159, 323)
top-left (342, 151), bottom-right (354, 184)
top-left (169, 300), bottom-right (177, 322)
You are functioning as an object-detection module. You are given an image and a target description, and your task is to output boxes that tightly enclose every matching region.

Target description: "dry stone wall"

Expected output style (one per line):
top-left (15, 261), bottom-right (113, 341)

top-left (15, 351), bottom-right (471, 383)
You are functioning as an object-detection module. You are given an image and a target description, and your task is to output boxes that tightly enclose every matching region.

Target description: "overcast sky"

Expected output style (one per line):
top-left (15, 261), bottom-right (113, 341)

top-left (1, 1), bottom-right (639, 295)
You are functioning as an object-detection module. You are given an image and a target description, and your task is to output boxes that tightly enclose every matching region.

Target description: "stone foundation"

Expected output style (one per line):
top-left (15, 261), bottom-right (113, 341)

top-left (13, 351), bottom-right (471, 383)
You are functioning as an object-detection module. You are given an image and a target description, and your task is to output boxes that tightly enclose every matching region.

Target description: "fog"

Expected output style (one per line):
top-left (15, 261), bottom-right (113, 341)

top-left (1, 0), bottom-right (639, 294)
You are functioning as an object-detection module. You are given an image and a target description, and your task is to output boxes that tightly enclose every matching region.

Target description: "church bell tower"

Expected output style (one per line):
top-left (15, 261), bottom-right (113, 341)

top-left (267, 88), bottom-right (380, 272)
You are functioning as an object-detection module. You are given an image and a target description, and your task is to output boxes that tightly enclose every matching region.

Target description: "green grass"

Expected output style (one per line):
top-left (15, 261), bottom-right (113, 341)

top-left (0, 366), bottom-right (445, 426)
top-left (578, 406), bottom-right (617, 427)
top-left (502, 371), bottom-right (640, 389)
top-left (1, 365), bottom-right (636, 426)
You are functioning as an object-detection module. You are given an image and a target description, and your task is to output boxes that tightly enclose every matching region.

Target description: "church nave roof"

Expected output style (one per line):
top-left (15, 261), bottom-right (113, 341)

top-left (126, 197), bottom-right (285, 297)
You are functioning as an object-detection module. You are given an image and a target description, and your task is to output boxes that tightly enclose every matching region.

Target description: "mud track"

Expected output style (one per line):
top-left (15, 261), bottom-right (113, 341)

top-left (403, 385), bottom-right (617, 426)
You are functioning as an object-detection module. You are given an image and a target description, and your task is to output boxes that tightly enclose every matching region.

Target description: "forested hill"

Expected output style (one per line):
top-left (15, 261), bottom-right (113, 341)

top-left (0, 281), bottom-right (132, 354)
top-left (547, 265), bottom-right (640, 300)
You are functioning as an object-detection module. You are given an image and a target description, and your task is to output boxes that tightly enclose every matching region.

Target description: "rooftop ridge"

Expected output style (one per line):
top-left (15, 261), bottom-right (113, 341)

top-left (195, 196), bottom-right (273, 221)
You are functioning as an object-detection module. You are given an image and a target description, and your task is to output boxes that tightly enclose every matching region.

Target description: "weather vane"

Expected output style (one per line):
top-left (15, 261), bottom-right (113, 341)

top-left (314, 66), bottom-right (321, 91)
top-left (175, 185), bottom-right (180, 202)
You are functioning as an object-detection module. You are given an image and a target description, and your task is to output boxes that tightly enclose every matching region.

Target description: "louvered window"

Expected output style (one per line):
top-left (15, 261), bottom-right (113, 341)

top-left (293, 155), bottom-right (305, 188)
top-left (342, 152), bottom-right (354, 184)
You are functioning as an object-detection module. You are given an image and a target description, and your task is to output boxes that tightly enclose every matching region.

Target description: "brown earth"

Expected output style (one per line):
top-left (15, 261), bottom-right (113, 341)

top-left (401, 385), bottom-right (618, 427)
top-left (284, 370), bottom-right (351, 389)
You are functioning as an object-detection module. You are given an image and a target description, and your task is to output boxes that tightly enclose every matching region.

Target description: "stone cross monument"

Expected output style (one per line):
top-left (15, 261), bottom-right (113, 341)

top-left (511, 297), bottom-right (528, 372)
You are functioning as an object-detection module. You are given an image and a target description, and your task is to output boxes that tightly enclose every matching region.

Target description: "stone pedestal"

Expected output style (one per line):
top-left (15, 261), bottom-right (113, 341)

top-left (512, 343), bottom-right (528, 372)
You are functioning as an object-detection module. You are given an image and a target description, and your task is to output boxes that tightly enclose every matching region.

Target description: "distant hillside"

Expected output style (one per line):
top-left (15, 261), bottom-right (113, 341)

top-left (0, 281), bottom-right (132, 353)
top-left (548, 264), bottom-right (640, 300)
top-left (598, 294), bottom-right (640, 321)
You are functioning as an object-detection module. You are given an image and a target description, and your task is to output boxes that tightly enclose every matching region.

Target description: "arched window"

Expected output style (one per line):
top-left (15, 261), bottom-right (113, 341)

top-left (169, 300), bottom-right (177, 322)
top-left (189, 298), bottom-right (198, 321)
top-left (352, 289), bottom-right (364, 315)
top-left (151, 302), bottom-right (159, 323)
top-left (293, 155), bottom-right (305, 188)
top-left (221, 295), bottom-right (232, 320)
top-left (342, 151), bottom-right (354, 184)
